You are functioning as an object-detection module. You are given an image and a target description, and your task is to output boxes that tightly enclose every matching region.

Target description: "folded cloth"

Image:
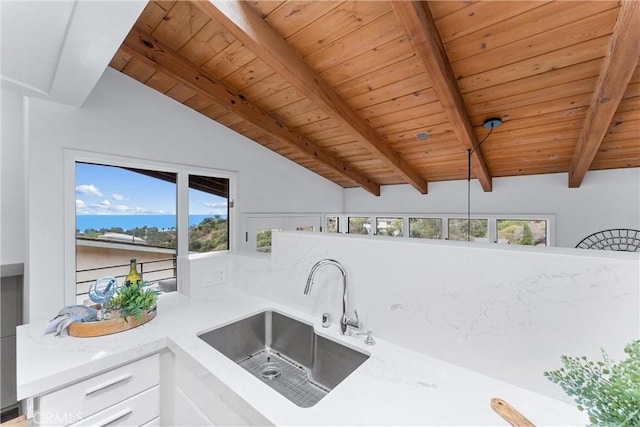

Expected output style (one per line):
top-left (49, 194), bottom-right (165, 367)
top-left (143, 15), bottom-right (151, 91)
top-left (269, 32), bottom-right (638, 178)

top-left (44, 305), bottom-right (98, 337)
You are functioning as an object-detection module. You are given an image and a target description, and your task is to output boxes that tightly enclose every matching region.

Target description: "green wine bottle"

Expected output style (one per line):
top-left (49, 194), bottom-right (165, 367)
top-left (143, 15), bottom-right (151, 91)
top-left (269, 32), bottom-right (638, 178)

top-left (124, 258), bottom-right (141, 286)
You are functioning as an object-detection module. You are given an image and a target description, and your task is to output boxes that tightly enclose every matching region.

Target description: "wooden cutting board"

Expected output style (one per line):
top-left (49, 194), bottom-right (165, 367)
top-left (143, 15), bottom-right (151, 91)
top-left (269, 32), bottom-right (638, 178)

top-left (491, 398), bottom-right (535, 427)
top-left (67, 307), bottom-right (156, 338)
top-left (0, 415), bottom-right (27, 427)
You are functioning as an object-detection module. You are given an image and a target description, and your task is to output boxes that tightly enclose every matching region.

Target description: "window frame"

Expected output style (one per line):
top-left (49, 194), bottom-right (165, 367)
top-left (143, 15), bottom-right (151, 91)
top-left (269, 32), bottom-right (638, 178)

top-left (324, 213), bottom-right (555, 246)
top-left (408, 217), bottom-right (443, 240)
top-left (325, 216), bottom-right (340, 233)
top-left (447, 217), bottom-right (490, 242)
top-left (187, 174), bottom-right (231, 254)
top-left (375, 216), bottom-right (404, 237)
top-left (64, 150), bottom-right (237, 304)
top-left (347, 216), bottom-right (372, 235)
top-left (496, 218), bottom-right (550, 247)
top-left (242, 214), bottom-right (322, 253)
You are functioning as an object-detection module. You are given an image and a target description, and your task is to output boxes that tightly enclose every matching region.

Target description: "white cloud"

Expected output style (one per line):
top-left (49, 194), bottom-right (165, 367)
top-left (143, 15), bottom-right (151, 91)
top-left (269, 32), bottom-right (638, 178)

top-left (76, 184), bottom-right (103, 197)
top-left (203, 201), bottom-right (227, 208)
top-left (199, 201), bottom-right (227, 215)
top-left (76, 200), bottom-right (89, 214)
top-left (112, 193), bottom-right (126, 201)
top-left (81, 200), bottom-right (166, 215)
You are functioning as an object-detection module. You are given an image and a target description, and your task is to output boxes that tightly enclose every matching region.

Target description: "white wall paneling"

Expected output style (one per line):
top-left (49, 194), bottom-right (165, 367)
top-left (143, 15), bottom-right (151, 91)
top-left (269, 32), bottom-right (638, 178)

top-left (232, 231), bottom-right (640, 402)
top-left (1, 88), bottom-right (26, 267)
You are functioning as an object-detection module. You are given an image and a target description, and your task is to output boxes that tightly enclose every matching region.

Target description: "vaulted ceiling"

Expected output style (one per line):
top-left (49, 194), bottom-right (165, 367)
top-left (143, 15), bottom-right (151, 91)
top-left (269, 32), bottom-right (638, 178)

top-left (110, 1), bottom-right (640, 196)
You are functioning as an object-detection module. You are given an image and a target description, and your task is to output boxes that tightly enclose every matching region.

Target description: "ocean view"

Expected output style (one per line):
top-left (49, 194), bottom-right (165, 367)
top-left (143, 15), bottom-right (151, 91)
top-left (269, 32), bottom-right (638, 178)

top-left (76, 214), bottom-right (227, 232)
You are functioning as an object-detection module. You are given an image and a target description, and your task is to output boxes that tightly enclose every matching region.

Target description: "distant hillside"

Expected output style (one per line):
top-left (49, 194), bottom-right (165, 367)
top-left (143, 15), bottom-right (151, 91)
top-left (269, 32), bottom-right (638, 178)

top-left (188, 216), bottom-right (228, 252)
top-left (77, 216), bottom-right (228, 253)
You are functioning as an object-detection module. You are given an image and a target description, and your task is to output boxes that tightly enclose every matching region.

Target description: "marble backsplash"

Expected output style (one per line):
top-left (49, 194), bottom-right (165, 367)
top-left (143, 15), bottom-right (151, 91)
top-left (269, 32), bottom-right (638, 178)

top-left (230, 231), bottom-right (639, 401)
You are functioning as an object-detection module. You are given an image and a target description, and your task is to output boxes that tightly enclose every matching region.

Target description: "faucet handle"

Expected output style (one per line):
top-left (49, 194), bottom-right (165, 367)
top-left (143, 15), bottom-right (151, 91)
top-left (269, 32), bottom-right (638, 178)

top-left (345, 309), bottom-right (362, 331)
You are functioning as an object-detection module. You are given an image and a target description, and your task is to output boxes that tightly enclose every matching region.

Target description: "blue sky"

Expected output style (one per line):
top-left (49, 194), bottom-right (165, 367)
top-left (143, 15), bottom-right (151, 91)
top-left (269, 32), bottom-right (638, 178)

top-left (75, 163), bottom-right (227, 215)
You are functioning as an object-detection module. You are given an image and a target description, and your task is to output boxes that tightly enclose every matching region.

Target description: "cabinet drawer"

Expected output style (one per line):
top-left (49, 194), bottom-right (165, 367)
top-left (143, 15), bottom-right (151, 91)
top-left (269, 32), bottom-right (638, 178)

top-left (38, 354), bottom-right (159, 426)
top-left (70, 385), bottom-right (159, 427)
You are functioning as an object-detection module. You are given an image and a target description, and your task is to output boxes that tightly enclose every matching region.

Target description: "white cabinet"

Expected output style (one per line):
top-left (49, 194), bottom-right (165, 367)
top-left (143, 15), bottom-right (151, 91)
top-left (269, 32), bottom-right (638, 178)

top-left (173, 387), bottom-right (213, 426)
top-left (36, 354), bottom-right (159, 426)
top-left (172, 356), bottom-right (271, 427)
top-left (69, 386), bottom-right (159, 427)
top-left (1, 273), bottom-right (22, 411)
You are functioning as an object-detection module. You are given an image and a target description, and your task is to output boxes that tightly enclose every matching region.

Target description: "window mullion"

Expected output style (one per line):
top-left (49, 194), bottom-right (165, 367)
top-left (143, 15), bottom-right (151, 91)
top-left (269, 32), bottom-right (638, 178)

top-left (176, 171), bottom-right (189, 257)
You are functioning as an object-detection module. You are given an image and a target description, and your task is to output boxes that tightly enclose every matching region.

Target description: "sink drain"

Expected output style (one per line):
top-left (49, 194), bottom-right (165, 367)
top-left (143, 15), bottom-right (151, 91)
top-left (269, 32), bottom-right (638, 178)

top-left (260, 358), bottom-right (281, 380)
top-left (260, 364), bottom-right (281, 380)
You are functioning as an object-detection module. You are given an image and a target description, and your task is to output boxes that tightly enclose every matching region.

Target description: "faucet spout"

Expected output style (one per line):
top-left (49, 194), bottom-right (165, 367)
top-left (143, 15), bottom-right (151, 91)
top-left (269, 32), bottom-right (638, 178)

top-left (304, 259), bottom-right (360, 335)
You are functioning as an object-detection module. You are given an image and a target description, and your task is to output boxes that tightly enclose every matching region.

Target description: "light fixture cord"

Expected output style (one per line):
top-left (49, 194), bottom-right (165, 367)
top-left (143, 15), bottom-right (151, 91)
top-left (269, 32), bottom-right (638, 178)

top-left (467, 124), bottom-right (495, 242)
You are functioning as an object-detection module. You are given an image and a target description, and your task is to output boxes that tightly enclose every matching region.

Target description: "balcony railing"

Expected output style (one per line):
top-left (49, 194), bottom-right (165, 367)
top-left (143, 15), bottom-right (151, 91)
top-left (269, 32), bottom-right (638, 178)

top-left (76, 257), bottom-right (176, 302)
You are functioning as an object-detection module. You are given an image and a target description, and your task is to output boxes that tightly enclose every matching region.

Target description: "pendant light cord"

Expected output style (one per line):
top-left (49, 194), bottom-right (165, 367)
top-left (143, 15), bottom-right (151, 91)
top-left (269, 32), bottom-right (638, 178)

top-left (467, 124), bottom-right (495, 241)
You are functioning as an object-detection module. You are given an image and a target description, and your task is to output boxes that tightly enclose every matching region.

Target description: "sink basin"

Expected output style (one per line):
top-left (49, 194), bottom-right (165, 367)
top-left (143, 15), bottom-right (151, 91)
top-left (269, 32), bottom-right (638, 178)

top-left (197, 310), bottom-right (369, 407)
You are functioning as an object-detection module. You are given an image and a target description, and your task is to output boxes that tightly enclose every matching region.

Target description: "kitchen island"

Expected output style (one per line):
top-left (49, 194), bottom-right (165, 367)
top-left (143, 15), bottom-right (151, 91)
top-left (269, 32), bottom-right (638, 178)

top-left (17, 285), bottom-right (587, 426)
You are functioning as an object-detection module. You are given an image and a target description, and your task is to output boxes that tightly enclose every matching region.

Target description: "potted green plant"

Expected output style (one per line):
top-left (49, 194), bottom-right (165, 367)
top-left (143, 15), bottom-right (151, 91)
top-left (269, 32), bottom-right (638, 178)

top-left (544, 340), bottom-right (640, 426)
top-left (106, 281), bottom-right (159, 323)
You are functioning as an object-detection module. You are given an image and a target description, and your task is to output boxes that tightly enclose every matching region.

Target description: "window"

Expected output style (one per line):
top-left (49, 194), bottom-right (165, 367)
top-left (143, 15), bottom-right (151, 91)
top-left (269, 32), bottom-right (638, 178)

top-left (244, 215), bottom-right (322, 253)
top-left (348, 217), bottom-right (371, 234)
top-left (67, 152), bottom-right (236, 305)
top-left (409, 218), bottom-right (442, 239)
top-left (497, 219), bottom-right (547, 246)
top-left (75, 162), bottom-right (177, 303)
top-left (324, 214), bottom-right (554, 246)
top-left (288, 216), bottom-right (317, 232)
top-left (326, 216), bottom-right (340, 233)
top-left (256, 228), bottom-right (280, 253)
top-left (376, 217), bottom-right (403, 237)
top-left (448, 218), bottom-right (489, 242)
top-left (188, 175), bottom-right (229, 253)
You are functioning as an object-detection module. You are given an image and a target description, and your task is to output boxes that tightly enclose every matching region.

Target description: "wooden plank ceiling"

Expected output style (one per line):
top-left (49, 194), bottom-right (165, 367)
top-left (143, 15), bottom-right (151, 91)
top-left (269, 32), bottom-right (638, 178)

top-left (110, 0), bottom-right (640, 196)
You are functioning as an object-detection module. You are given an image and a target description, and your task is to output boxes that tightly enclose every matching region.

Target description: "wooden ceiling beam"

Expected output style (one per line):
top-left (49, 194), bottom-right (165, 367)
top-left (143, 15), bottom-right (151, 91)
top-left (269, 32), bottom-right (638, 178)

top-left (193, 0), bottom-right (428, 194)
top-left (568, 0), bottom-right (640, 188)
top-left (391, 1), bottom-right (493, 192)
top-left (121, 26), bottom-right (381, 196)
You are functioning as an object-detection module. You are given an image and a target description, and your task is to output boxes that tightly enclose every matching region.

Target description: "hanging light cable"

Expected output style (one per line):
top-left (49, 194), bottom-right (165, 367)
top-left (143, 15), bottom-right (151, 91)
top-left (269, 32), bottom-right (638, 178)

top-left (467, 118), bottom-right (502, 242)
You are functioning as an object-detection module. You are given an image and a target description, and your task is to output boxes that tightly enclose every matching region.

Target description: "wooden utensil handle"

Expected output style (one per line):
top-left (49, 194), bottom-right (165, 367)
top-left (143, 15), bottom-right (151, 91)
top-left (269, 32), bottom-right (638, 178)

top-left (491, 398), bottom-right (536, 427)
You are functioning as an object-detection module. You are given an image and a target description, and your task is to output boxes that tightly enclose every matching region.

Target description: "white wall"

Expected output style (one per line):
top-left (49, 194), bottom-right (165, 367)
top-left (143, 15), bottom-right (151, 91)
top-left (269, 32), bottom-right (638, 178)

top-left (1, 88), bottom-right (26, 266)
top-left (14, 63), bottom-right (640, 326)
top-left (343, 169), bottom-right (640, 248)
top-left (25, 69), bottom-right (343, 321)
top-left (232, 231), bottom-right (640, 401)
top-left (1, 0), bottom-right (147, 107)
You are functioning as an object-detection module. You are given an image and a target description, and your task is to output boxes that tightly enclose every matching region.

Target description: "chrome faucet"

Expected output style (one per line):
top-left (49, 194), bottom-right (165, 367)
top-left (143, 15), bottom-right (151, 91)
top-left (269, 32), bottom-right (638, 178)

top-left (304, 259), bottom-right (361, 335)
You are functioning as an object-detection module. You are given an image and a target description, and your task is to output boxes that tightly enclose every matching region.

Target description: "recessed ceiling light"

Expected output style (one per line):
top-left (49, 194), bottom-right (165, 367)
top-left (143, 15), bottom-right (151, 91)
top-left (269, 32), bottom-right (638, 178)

top-left (416, 132), bottom-right (428, 140)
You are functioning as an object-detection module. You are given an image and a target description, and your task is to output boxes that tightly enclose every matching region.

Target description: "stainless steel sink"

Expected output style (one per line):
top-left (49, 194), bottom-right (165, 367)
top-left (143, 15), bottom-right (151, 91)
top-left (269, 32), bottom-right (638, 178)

top-left (198, 310), bottom-right (369, 407)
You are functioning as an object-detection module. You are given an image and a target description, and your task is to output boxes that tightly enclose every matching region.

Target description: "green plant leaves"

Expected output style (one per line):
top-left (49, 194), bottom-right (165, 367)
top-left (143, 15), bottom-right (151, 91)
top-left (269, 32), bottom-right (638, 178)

top-left (544, 340), bottom-right (640, 426)
top-left (106, 282), bottom-right (159, 322)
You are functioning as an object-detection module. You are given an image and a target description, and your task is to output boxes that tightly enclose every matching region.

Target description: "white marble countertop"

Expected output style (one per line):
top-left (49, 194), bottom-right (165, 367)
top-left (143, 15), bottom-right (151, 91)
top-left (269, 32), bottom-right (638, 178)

top-left (17, 286), bottom-right (587, 426)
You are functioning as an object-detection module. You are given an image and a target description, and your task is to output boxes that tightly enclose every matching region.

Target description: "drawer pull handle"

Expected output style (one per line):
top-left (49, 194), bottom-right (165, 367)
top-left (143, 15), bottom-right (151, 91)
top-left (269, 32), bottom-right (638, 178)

top-left (96, 408), bottom-right (132, 427)
top-left (85, 374), bottom-right (132, 396)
